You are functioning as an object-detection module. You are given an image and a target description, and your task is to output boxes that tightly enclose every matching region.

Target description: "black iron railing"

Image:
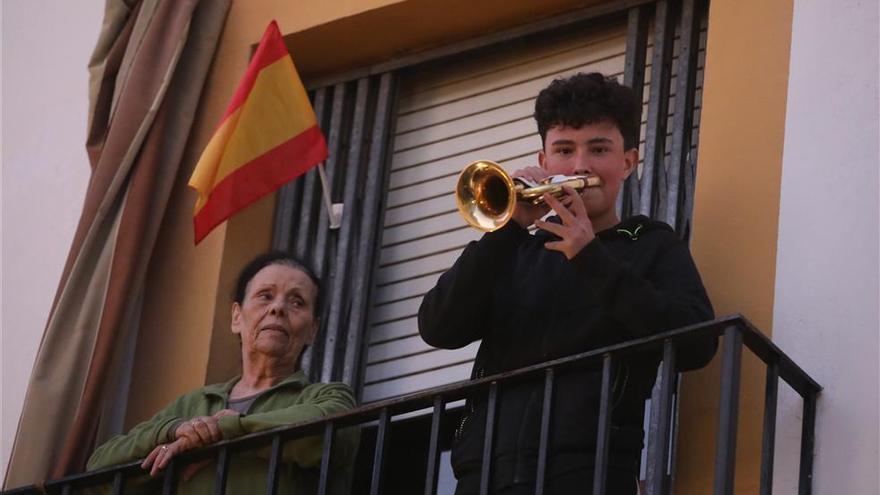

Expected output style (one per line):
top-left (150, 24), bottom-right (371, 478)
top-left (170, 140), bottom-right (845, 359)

top-left (5, 315), bottom-right (821, 495)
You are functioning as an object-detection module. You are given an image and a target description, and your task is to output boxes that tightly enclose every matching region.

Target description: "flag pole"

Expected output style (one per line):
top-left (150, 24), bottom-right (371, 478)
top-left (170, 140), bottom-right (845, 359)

top-left (316, 162), bottom-right (343, 229)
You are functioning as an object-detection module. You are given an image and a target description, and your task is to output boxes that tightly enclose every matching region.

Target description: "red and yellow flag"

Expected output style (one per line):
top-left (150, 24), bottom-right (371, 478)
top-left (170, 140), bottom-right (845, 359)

top-left (189, 20), bottom-right (327, 244)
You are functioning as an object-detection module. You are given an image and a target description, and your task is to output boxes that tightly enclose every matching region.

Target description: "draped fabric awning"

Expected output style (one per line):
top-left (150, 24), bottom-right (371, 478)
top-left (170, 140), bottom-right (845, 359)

top-left (3, 0), bottom-right (231, 486)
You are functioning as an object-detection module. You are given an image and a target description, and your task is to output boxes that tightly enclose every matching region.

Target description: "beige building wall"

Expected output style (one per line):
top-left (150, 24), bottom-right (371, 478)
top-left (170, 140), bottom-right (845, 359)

top-left (0, 0), bottom-right (103, 481)
top-left (772, 0), bottom-right (879, 491)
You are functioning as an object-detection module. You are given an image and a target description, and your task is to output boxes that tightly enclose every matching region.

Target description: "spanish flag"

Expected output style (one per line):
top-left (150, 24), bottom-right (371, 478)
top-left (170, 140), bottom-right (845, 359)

top-left (189, 20), bottom-right (327, 244)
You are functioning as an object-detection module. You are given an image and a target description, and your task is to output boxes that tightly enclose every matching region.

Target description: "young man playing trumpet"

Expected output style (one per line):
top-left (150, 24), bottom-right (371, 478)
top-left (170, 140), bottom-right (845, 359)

top-left (418, 72), bottom-right (716, 494)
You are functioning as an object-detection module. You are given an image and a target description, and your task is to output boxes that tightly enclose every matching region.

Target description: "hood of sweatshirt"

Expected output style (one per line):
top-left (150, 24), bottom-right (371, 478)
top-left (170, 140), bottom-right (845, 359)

top-left (535, 214), bottom-right (673, 242)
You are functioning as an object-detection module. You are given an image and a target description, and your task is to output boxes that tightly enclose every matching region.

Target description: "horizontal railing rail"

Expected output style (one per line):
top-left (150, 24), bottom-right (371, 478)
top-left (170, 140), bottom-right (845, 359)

top-left (5, 314), bottom-right (821, 495)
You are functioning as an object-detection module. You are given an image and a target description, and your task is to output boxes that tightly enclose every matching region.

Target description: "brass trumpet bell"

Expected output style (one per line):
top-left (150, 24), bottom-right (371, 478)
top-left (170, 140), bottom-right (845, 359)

top-left (455, 160), bottom-right (601, 232)
top-left (455, 160), bottom-right (518, 232)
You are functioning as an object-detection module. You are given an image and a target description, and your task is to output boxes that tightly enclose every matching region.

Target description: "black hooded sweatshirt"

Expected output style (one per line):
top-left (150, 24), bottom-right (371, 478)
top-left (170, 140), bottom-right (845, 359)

top-left (418, 215), bottom-right (716, 491)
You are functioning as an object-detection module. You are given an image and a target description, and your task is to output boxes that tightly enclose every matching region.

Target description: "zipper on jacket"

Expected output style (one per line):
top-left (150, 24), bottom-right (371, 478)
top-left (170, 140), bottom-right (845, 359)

top-left (456, 367), bottom-right (485, 439)
top-left (455, 414), bottom-right (469, 439)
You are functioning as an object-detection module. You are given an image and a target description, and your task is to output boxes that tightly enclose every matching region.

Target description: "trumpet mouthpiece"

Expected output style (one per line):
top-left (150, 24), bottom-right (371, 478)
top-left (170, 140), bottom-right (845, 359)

top-left (584, 176), bottom-right (602, 187)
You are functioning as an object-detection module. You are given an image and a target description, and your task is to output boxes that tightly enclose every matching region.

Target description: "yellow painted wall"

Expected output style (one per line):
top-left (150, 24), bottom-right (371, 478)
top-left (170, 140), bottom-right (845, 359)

top-left (677, 0), bottom-right (793, 493)
top-left (124, 173), bottom-right (226, 426)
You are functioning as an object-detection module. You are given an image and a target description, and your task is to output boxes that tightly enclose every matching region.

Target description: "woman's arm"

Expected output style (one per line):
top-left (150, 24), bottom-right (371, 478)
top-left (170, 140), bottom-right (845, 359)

top-left (216, 382), bottom-right (359, 468)
top-left (86, 393), bottom-right (193, 471)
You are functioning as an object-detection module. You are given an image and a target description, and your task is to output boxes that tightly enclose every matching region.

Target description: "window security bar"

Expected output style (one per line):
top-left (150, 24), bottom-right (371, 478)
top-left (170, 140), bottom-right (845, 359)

top-left (5, 314), bottom-right (821, 495)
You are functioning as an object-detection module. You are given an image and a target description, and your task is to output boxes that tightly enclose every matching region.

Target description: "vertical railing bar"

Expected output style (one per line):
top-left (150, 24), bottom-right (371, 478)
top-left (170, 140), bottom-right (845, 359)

top-left (648, 340), bottom-right (676, 495)
top-left (111, 472), bottom-right (124, 495)
top-left (592, 354), bottom-right (614, 495)
top-left (293, 87), bottom-right (326, 261)
top-left (479, 383), bottom-right (499, 495)
top-left (312, 81), bottom-right (348, 281)
top-left (534, 368), bottom-right (555, 495)
top-left (624, 4), bottom-right (650, 137)
top-left (645, 375), bottom-right (663, 492)
top-left (666, 0), bottom-right (701, 233)
top-left (680, 150), bottom-right (697, 241)
top-left (681, 1), bottom-right (709, 241)
top-left (294, 87), bottom-right (327, 381)
top-left (798, 392), bottom-right (817, 495)
top-left (161, 459), bottom-right (177, 495)
top-left (271, 177), bottom-right (302, 251)
top-left (62, 484), bottom-right (73, 495)
top-left (307, 83), bottom-right (347, 381)
top-left (639, 0), bottom-right (675, 219)
top-left (272, 165), bottom-right (300, 251)
top-left (321, 76), bottom-right (371, 384)
top-left (370, 408), bottom-right (391, 495)
top-left (343, 72), bottom-right (398, 390)
top-left (713, 326), bottom-right (743, 495)
top-left (665, 375), bottom-right (682, 493)
top-left (293, 168), bottom-right (318, 259)
top-left (212, 446), bottom-right (229, 495)
top-left (265, 435), bottom-right (283, 495)
top-left (424, 396), bottom-right (445, 495)
top-left (317, 421), bottom-right (336, 495)
top-left (620, 3), bottom-right (650, 219)
top-left (296, 150), bottom-right (320, 387)
top-left (760, 362), bottom-right (780, 495)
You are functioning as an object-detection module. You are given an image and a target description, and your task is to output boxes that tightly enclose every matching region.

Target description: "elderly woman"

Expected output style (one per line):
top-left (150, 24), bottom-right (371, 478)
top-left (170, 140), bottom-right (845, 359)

top-left (87, 252), bottom-right (358, 493)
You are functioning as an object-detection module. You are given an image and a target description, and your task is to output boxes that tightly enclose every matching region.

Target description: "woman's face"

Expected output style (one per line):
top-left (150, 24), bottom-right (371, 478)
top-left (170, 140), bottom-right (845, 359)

top-left (231, 264), bottom-right (318, 365)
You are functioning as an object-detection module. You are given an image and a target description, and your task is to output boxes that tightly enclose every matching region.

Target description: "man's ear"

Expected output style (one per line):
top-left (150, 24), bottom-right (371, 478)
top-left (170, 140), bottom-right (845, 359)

top-left (231, 302), bottom-right (243, 336)
top-left (538, 149), bottom-right (547, 170)
top-left (622, 147), bottom-right (638, 180)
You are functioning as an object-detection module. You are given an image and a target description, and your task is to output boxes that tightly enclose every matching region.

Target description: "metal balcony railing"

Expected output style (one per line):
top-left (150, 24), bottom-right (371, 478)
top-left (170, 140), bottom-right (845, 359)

top-left (5, 315), bottom-right (821, 495)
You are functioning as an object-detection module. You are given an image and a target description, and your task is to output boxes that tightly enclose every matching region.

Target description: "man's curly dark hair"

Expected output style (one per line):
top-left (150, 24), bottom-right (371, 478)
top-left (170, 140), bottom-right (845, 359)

top-left (534, 72), bottom-right (640, 150)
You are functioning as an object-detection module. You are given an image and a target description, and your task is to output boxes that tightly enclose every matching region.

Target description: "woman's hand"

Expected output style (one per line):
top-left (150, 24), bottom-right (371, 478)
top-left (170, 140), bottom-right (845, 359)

top-left (141, 438), bottom-right (196, 477)
top-left (535, 186), bottom-right (596, 259)
top-left (170, 410), bottom-right (241, 451)
top-left (143, 410), bottom-right (241, 479)
top-left (173, 415), bottom-right (223, 447)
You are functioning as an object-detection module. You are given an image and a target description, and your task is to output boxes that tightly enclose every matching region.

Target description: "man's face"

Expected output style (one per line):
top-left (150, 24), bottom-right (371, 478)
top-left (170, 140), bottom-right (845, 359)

top-left (538, 121), bottom-right (637, 229)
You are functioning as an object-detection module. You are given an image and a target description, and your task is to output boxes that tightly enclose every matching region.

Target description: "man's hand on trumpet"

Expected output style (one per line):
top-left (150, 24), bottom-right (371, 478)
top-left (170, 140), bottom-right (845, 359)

top-left (510, 167), bottom-right (580, 230)
top-left (535, 185), bottom-right (596, 259)
top-left (510, 166), bottom-right (560, 228)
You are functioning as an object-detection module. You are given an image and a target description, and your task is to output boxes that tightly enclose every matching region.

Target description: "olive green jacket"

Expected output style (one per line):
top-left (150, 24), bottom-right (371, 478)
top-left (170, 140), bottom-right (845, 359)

top-left (87, 371), bottom-right (358, 494)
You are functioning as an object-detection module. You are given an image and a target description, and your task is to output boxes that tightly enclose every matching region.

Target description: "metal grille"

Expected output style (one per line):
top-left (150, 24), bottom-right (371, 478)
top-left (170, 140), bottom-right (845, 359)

top-left (272, 73), bottom-right (398, 389)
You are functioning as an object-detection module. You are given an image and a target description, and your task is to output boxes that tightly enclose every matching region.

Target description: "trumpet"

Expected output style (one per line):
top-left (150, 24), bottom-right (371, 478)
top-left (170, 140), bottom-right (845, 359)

top-left (455, 160), bottom-right (602, 232)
